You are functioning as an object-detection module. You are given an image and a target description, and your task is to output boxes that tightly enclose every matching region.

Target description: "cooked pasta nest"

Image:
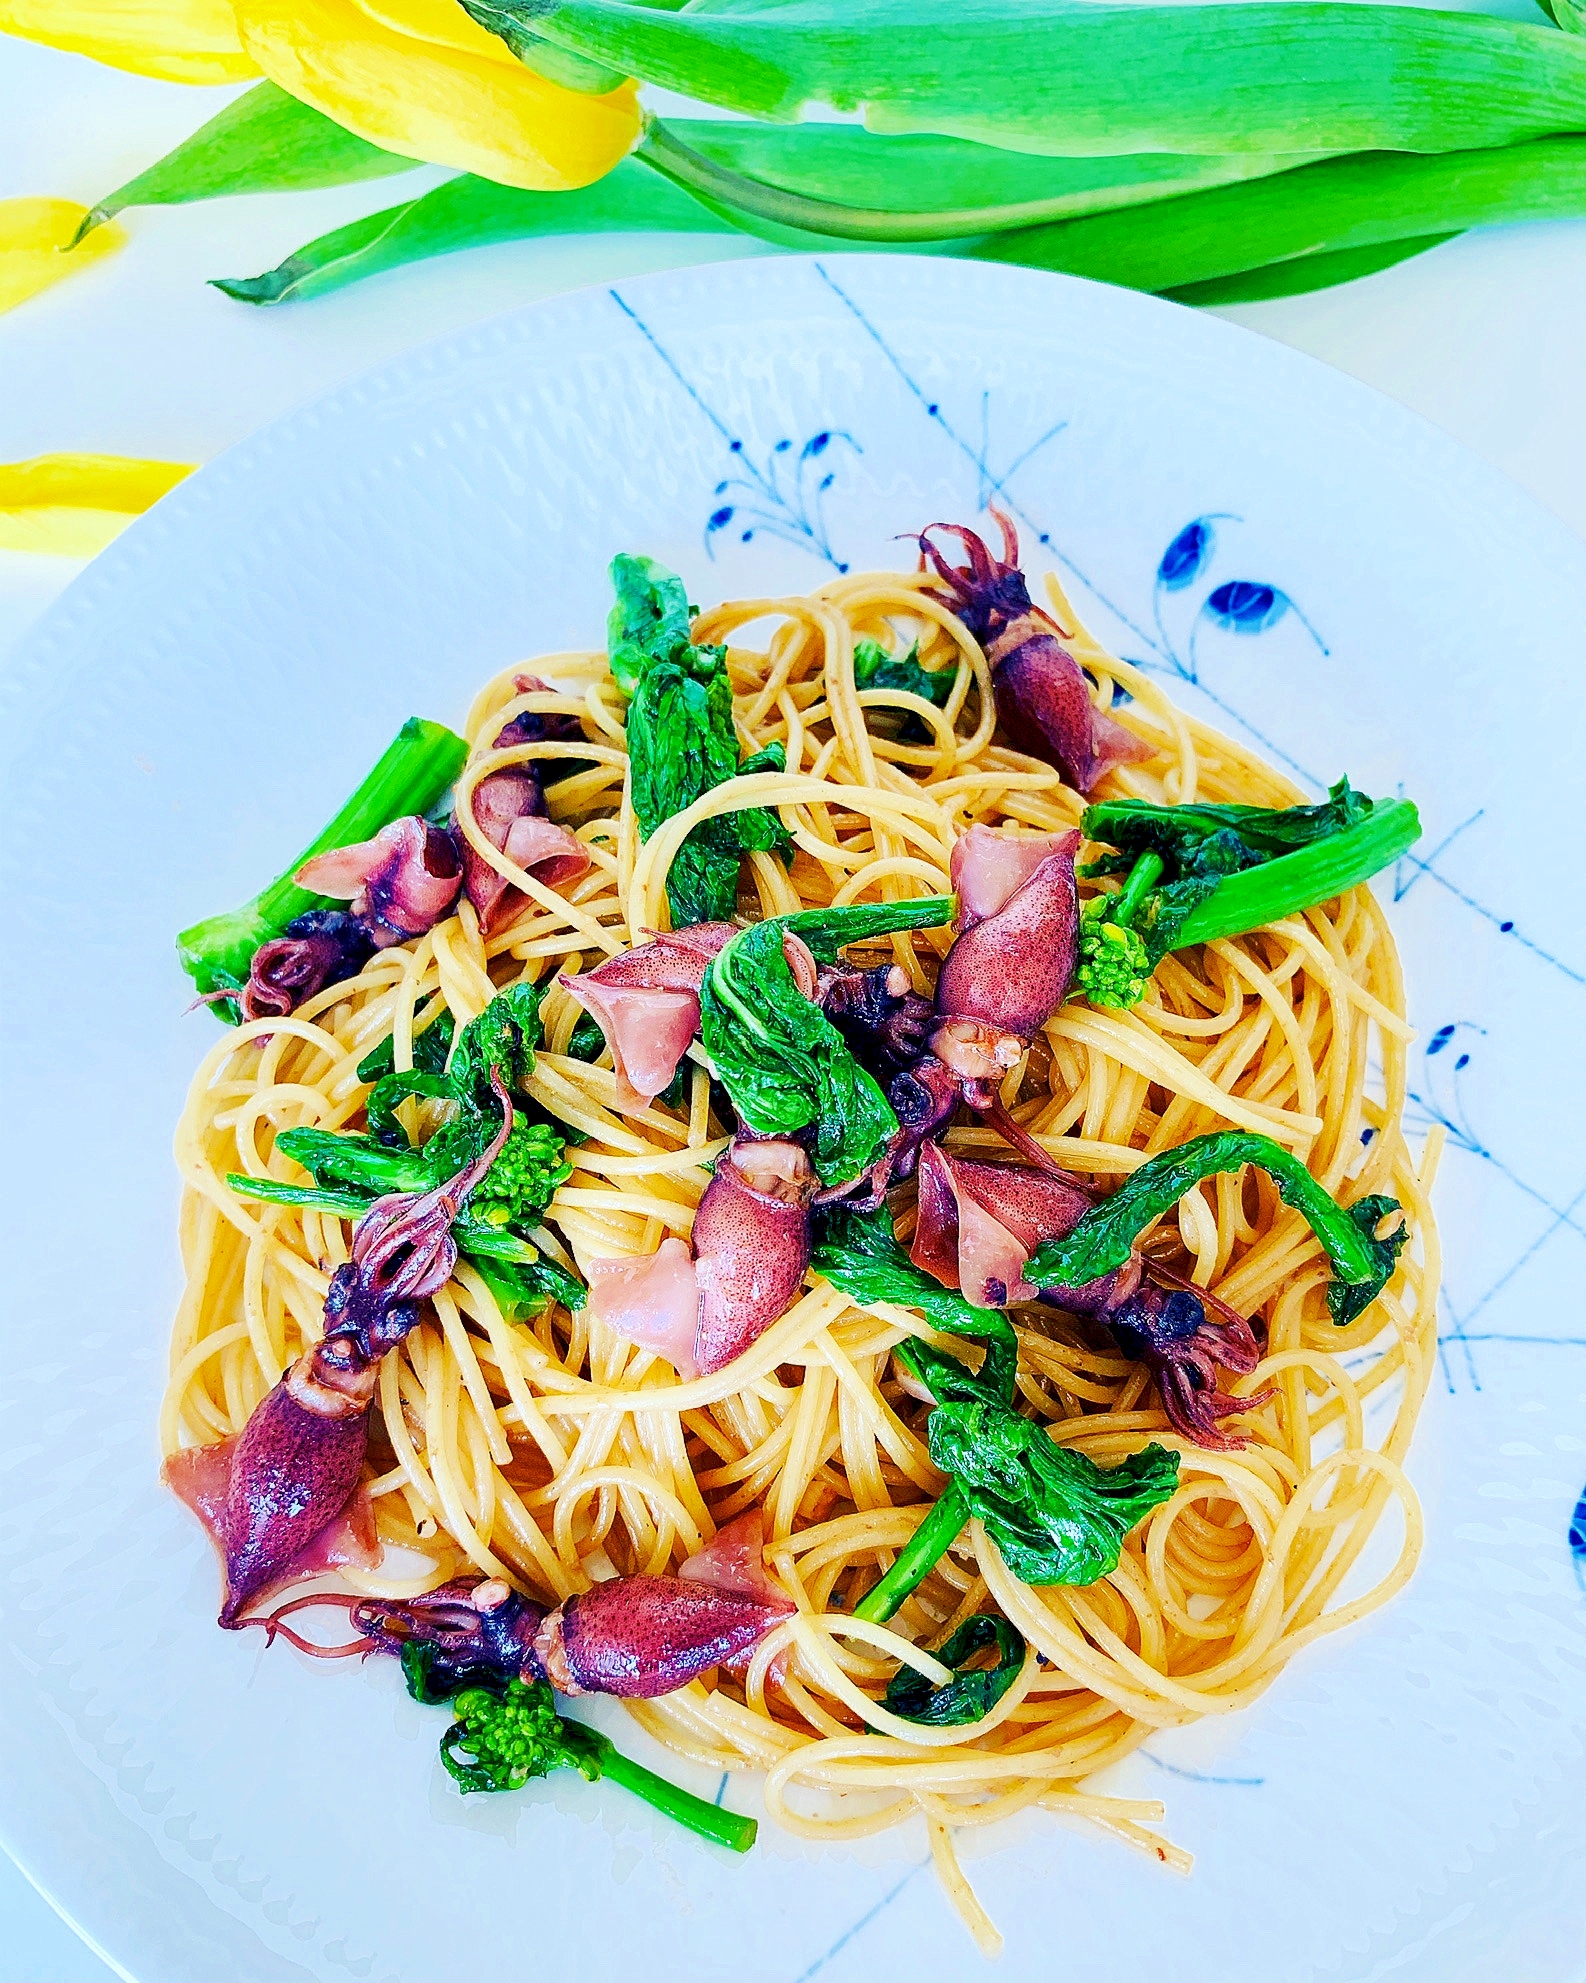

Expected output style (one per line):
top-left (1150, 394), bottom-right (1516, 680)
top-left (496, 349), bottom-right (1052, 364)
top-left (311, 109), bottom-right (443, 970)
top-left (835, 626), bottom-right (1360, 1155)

top-left (169, 558), bottom-right (1439, 1951)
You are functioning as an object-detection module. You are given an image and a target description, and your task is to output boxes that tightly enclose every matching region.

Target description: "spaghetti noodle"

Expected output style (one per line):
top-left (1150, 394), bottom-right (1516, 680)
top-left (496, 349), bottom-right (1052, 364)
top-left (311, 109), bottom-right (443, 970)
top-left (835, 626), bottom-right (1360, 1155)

top-left (166, 550), bottom-right (1438, 1950)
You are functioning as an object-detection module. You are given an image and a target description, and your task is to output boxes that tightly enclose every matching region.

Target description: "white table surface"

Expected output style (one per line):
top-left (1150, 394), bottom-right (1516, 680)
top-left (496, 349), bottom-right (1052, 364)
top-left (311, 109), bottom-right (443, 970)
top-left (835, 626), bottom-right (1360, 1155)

top-left (4, 28), bottom-right (1586, 1983)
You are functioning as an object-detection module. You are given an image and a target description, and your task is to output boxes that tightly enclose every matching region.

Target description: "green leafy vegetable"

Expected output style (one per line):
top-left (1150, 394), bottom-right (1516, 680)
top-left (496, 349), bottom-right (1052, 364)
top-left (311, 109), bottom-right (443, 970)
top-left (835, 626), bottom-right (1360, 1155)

top-left (781, 895), bottom-right (954, 963)
top-left (1082, 778), bottom-right (1375, 959)
top-left (77, 81), bottom-right (413, 241)
top-left (566, 1012), bottom-right (610, 1062)
top-left (920, 1386), bottom-right (1181, 1587)
top-left (363, 1069), bottom-right (454, 1148)
top-left (670, 905), bottom-right (945, 1180)
top-left (812, 1200), bottom-right (1016, 1384)
top-left (355, 1009), bottom-right (456, 1084)
top-left (502, 0), bottom-right (1586, 159)
top-left (401, 1640), bottom-right (476, 1706)
top-left (1025, 1129), bottom-right (1408, 1326)
top-left (1074, 782), bottom-right (1420, 1006)
top-left (607, 551), bottom-right (698, 694)
top-left (700, 922), bottom-right (893, 1185)
top-left (881, 1614), bottom-right (1026, 1727)
top-left (1087, 779), bottom-right (1377, 880)
top-left (470, 1250), bottom-right (586, 1320)
top-left (851, 637), bottom-right (955, 707)
top-left (607, 553), bottom-right (794, 927)
top-left (176, 717), bottom-right (467, 1002)
top-left (275, 1126), bottom-right (430, 1194)
top-left (812, 1205), bottom-right (1005, 1623)
top-left (450, 981), bottom-right (545, 1108)
top-left (850, 639), bottom-right (959, 743)
top-left (816, 1200), bottom-right (1171, 1609)
top-left (421, 1669), bottom-right (756, 1851)
top-left (225, 1177), bottom-right (374, 1220)
top-left (229, 982), bottom-right (585, 1310)
top-left (1170, 800), bottom-right (1421, 950)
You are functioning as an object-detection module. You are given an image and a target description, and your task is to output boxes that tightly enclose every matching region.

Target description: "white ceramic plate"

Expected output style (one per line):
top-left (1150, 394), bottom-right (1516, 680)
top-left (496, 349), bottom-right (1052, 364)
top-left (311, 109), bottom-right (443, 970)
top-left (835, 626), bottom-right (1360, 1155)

top-left (2, 255), bottom-right (1584, 1983)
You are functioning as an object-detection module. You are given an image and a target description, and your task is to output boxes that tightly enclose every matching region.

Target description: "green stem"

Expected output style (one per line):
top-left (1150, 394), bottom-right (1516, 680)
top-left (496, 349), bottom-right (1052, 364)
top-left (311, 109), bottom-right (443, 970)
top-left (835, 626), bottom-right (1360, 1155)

top-left (595, 1739), bottom-right (758, 1852)
top-left (1024, 1127), bottom-right (1407, 1323)
top-left (782, 894), bottom-right (955, 962)
top-left (176, 716), bottom-right (468, 1001)
top-left (1176, 799), bottom-right (1420, 946)
top-left (1109, 850), bottom-right (1165, 927)
top-left (852, 1484), bottom-right (970, 1623)
top-left (637, 120), bottom-right (1164, 244)
top-left (226, 1176), bottom-right (372, 1217)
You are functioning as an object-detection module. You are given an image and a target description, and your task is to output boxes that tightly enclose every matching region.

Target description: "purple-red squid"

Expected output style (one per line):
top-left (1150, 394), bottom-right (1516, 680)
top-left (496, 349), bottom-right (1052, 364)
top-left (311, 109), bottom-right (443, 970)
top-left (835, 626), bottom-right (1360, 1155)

top-left (918, 510), bottom-right (1152, 796)
top-left (166, 1076), bottom-right (513, 1624)
top-left (237, 815), bottom-right (464, 1019)
top-left (561, 921), bottom-right (736, 1112)
top-left (909, 1140), bottom-right (1272, 1449)
top-left (843, 822), bottom-right (1084, 1197)
top-left (461, 676), bottom-right (591, 934)
top-left (238, 909), bottom-right (375, 1022)
top-left (584, 1133), bottom-right (817, 1378)
top-left (235, 679), bottom-right (589, 1021)
top-left (255, 1511), bottom-right (792, 1701)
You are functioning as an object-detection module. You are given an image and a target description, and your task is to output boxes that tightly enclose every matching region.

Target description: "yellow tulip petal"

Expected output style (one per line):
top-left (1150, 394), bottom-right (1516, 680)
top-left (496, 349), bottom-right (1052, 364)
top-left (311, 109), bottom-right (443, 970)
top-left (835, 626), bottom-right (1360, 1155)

top-left (0, 454), bottom-right (197, 556)
top-left (0, 0), bottom-right (258, 83)
top-left (0, 199), bottom-right (124, 317)
top-left (234, 0), bottom-right (640, 192)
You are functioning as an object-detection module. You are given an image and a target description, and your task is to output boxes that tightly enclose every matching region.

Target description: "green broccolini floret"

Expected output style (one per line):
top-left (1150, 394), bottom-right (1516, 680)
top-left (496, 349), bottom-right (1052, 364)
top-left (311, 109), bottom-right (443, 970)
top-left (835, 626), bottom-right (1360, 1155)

top-left (469, 1117), bottom-right (574, 1228)
top-left (1072, 849), bottom-right (1164, 1010)
top-left (432, 1674), bottom-right (758, 1851)
top-left (442, 1679), bottom-right (597, 1794)
top-left (1075, 898), bottom-right (1153, 1008)
top-left (1072, 782), bottom-right (1421, 1011)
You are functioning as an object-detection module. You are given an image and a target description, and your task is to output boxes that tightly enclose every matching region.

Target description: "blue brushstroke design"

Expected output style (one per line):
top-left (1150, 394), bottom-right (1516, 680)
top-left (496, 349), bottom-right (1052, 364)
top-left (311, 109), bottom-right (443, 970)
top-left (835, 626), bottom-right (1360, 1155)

top-left (703, 428), bottom-right (859, 570)
top-left (1158, 518), bottom-right (1215, 590)
top-left (1142, 1750), bottom-right (1264, 1787)
top-left (811, 260), bottom-right (1162, 657)
top-left (608, 288), bottom-right (856, 572)
top-left (1148, 510), bottom-right (1325, 685)
top-left (792, 1860), bottom-right (930, 1981)
top-left (1569, 1485), bottom-right (1586, 1596)
top-left (1204, 578), bottom-right (1287, 634)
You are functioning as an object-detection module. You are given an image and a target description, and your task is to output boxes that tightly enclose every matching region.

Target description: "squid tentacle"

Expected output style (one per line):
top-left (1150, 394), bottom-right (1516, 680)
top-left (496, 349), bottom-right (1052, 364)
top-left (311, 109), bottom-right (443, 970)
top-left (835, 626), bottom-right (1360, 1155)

top-left (919, 509), bottom-right (1150, 794)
